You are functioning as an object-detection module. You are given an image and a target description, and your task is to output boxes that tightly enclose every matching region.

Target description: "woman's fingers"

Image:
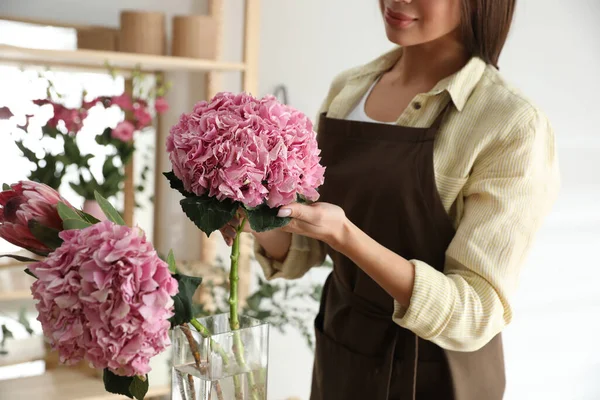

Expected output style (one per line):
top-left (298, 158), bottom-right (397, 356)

top-left (220, 224), bottom-right (237, 246)
top-left (220, 209), bottom-right (257, 246)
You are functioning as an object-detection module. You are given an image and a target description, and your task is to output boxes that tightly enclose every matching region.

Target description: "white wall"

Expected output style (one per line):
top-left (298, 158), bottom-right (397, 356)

top-left (1, 0), bottom-right (599, 399)
top-left (254, 1), bottom-right (600, 400)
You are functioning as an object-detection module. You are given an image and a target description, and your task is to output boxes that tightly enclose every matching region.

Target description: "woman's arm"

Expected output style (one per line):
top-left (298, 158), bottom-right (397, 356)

top-left (279, 110), bottom-right (560, 351)
top-left (252, 230), bottom-right (292, 263)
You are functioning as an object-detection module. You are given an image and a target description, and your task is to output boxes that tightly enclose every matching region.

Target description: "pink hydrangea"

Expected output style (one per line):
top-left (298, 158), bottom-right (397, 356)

top-left (29, 220), bottom-right (178, 377)
top-left (166, 92), bottom-right (325, 208)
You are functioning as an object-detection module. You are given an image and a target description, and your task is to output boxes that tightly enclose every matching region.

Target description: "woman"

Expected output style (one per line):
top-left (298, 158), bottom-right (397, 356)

top-left (222, 0), bottom-right (559, 398)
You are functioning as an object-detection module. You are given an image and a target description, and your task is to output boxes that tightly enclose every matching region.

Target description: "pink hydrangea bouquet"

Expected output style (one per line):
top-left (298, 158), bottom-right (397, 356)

top-left (165, 90), bottom-right (325, 227)
top-left (0, 181), bottom-right (202, 400)
top-left (164, 90), bottom-right (325, 311)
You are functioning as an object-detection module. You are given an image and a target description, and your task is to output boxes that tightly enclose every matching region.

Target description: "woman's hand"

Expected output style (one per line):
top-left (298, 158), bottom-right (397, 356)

top-left (219, 211), bottom-right (254, 246)
top-left (220, 209), bottom-right (293, 262)
top-left (277, 202), bottom-right (349, 250)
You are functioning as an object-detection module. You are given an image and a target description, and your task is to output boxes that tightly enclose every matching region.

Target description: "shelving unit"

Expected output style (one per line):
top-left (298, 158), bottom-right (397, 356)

top-left (0, 1), bottom-right (261, 398)
top-left (0, 44), bottom-right (247, 73)
top-left (0, 261), bottom-right (36, 302)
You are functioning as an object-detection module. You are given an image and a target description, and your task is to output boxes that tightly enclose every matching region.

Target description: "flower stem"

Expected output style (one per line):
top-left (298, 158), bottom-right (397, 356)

top-left (229, 219), bottom-right (260, 400)
top-left (188, 319), bottom-right (230, 400)
top-left (180, 324), bottom-right (201, 369)
top-left (229, 220), bottom-right (242, 332)
top-left (187, 373), bottom-right (196, 400)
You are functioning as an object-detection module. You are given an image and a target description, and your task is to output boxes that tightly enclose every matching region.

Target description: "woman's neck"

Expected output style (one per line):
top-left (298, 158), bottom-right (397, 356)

top-left (389, 36), bottom-right (470, 88)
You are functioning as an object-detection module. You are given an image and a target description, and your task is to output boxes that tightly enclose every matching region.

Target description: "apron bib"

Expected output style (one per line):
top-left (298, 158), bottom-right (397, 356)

top-left (309, 108), bottom-right (506, 400)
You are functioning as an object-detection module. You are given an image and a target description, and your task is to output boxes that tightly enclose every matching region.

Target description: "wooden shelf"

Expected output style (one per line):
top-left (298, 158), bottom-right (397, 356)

top-left (0, 369), bottom-right (170, 400)
top-left (0, 336), bottom-right (45, 368)
top-left (0, 44), bottom-right (246, 73)
top-left (0, 263), bottom-right (35, 302)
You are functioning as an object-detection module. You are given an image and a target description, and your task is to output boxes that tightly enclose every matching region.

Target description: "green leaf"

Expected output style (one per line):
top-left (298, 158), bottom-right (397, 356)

top-left (1, 325), bottom-right (13, 340)
top-left (18, 308), bottom-right (34, 335)
top-left (0, 254), bottom-right (39, 263)
top-left (245, 204), bottom-right (290, 232)
top-left (311, 284), bottom-right (323, 301)
top-left (82, 154), bottom-right (94, 165)
top-left (102, 171), bottom-right (124, 198)
top-left (94, 191), bottom-right (125, 225)
top-left (129, 375), bottom-right (149, 400)
top-left (57, 202), bottom-right (82, 223)
top-left (63, 136), bottom-right (82, 164)
top-left (245, 294), bottom-right (261, 311)
top-left (258, 282), bottom-right (279, 298)
top-left (296, 194), bottom-right (309, 204)
top-left (28, 220), bottom-right (63, 250)
top-left (95, 128), bottom-right (113, 146)
top-left (2, 183), bottom-right (10, 191)
top-left (163, 171), bottom-right (194, 198)
top-left (42, 125), bottom-right (61, 139)
top-left (254, 310), bottom-right (272, 320)
top-left (63, 218), bottom-right (92, 230)
top-left (169, 274), bottom-right (203, 328)
top-left (78, 210), bottom-right (101, 224)
top-left (1, 324), bottom-right (14, 351)
top-left (69, 181), bottom-right (89, 198)
top-left (24, 268), bottom-right (37, 279)
top-left (103, 369), bottom-right (135, 399)
top-left (120, 144), bottom-right (135, 166)
top-left (179, 196), bottom-right (237, 236)
top-left (15, 140), bottom-right (38, 162)
top-left (102, 155), bottom-right (117, 179)
top-left (167, 249), bottom-right (177, 273)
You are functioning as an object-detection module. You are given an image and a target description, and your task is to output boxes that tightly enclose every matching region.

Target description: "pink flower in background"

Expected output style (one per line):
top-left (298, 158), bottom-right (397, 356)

top-left (32, 99), bottom-right (50, 107)
top-left (17, 114), bottom-right (34, 131)
top-left (134, 107), bottom-right (152, 129)
top-left (29, 220), bottom-right (178, 377)
top-left (0, 181), bottom-right (73, 255)
top-left (82, 96), bottom-right (110, 110)
top-left (134, 98), bottom-right (148, 109)
top-left (155, 97), bottom-right (169, 113)
top-left (111, 121), bottom-right (135, 142)
top-left (45, 103), bottom-right (86, 134)
top-left (0, 106), bottom-right (13, 120)
top-left (64, 108), bottom-right (87, 133)
top-left (166, 92), bottom-right (325, 208)
top-left (112, 94), bottom-right (133, 111)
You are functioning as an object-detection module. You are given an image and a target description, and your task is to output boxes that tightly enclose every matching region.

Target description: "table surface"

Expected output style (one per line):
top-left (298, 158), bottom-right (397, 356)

top-left (0, 369), bottom-right (170, 400)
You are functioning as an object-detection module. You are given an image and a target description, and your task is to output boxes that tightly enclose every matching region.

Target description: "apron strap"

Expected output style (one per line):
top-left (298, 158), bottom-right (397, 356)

top-left (389, 332), bottom-right (420, 400)
top-left (412, 335), bottom-right (419, 400)
top-left (384, 330), bottom-right (400, 400)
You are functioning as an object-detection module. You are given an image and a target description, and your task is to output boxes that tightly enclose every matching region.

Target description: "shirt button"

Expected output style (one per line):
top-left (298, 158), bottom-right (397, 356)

top-left (413, 102), bottom-right (422, 110)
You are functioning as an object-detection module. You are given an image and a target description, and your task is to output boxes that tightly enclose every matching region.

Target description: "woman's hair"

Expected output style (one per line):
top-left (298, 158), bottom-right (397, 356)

top-left (461, 0), bottom-right (517, 68)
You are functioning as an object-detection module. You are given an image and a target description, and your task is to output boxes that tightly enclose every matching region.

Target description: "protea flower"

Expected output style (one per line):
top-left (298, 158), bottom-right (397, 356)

top-left (0, 181), bottom-right (72, 255)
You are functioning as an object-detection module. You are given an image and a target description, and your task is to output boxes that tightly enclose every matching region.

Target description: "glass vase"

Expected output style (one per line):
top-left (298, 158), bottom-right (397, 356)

top-left (171, 313), bottom-right (269, 400)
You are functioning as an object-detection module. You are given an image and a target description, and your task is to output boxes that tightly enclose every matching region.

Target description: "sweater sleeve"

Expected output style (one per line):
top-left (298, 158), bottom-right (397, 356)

top-left (392, 110), bottom-right (560, 351)
top-left (254, 233), bottom-right (327, 280)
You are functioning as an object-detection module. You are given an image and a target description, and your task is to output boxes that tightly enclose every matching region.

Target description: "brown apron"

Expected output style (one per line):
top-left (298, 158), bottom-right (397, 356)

top-left (309, 107), bottom-right (506, 400)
